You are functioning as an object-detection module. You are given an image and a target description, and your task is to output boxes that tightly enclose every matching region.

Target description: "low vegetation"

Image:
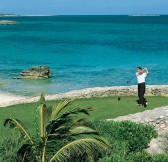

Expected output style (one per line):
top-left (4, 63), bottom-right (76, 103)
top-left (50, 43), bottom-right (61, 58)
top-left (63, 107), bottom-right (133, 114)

top-left (92, 120), bottom-right (167, 162)
top-left (93, 120), bottom-right (158, 152)
top-left (2, 94), bottom-right (109, 162)
top-left (0, 96), bottom-right (168, 161)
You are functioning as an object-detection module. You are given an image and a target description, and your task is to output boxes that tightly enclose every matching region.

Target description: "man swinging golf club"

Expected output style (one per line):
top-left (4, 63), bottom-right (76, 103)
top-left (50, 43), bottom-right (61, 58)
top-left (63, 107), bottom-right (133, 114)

top-left (136, 67), bottom-right (149, 107)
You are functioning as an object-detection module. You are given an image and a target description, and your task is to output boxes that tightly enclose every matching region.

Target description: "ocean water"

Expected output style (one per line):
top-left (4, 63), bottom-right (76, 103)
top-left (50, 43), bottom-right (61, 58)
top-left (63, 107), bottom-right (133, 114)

top-left (0, 15), bottom-right (168, 96)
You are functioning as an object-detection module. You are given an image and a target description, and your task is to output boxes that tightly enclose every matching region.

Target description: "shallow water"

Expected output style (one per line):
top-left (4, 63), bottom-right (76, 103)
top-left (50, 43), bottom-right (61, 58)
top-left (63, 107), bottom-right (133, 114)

top-left (0, 15), bottom-right (168, 96)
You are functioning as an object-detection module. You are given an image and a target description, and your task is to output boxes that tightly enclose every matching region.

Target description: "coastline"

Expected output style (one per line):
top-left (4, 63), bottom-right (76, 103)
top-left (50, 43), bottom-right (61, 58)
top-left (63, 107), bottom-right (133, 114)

top-left (0, 85), bottom-right (168, 108)
top-left (0, 93), bottom-right (28, 106)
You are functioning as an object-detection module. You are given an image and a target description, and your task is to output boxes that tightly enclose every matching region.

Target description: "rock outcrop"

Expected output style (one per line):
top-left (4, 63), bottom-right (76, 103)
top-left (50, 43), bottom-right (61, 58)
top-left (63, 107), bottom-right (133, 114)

top-left (0, 20), bottom-right (18, 25)
top-left (16, 66), bottom-right (52, 79)
top-left (146, 131), bottom-right (168, 154)
top-left (110, 106), bottom-right (168, 131)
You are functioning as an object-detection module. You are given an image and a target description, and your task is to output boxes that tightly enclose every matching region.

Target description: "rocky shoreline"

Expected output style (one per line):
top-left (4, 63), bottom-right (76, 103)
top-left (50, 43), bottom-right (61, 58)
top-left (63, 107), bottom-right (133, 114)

top-left (0, 85), bottom-right (168, 107)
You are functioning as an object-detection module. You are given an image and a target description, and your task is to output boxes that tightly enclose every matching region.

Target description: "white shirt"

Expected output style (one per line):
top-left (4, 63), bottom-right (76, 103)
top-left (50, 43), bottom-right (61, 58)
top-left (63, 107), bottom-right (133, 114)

top-left (136, 72), bottom-right (147, 84)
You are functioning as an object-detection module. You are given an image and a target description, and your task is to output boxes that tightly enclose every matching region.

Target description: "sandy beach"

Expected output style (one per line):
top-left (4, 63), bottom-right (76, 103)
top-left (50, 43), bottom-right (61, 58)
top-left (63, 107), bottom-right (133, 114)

top-left (0, 93), bottom-right (28, 107)
top-left (0, 85), bottom-right (168, 108)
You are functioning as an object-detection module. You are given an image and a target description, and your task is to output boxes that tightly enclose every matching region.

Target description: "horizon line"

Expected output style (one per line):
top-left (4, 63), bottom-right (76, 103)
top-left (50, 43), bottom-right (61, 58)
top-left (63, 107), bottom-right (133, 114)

top-left (1, 14), bottom-right (168, 17)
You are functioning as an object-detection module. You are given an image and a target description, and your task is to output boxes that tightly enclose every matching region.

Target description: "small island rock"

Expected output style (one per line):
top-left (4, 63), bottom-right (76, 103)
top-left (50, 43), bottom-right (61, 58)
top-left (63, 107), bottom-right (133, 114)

top-left (16, 66), bottom-right (52, 79)
top-left (0, 20), bottom-right (18, 25)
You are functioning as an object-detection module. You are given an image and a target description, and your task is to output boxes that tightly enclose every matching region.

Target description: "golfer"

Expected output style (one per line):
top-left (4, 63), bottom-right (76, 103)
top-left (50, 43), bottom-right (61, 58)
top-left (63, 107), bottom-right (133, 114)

top-left (136, 67), bottom-right (149, 107)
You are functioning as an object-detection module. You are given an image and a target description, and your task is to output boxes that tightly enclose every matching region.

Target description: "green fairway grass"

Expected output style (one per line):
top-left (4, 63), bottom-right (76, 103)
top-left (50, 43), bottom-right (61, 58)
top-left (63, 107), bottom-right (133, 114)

top-left (0, 96), bottom-right (168, 138)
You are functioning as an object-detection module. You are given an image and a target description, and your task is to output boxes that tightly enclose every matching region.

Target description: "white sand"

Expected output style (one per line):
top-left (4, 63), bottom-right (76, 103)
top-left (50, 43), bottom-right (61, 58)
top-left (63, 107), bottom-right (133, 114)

top-left (0, 93), bottom-right (28, 107)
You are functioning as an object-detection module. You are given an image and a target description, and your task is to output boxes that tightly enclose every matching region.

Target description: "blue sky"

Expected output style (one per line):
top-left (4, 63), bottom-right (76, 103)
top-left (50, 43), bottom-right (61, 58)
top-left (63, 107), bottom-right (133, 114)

top-left (0, 0), bottom-right (167, 15)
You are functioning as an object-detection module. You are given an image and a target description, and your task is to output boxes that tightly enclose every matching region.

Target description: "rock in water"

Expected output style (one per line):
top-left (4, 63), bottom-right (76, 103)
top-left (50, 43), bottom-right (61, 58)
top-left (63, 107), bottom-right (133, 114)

top-left (0, 20), bottom-right (18, 25)
top-left (19, 66), bottom-right (52, 79)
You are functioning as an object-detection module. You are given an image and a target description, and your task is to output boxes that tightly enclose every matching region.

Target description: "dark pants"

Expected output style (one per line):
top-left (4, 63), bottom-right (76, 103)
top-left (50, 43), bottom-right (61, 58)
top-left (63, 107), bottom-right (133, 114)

top-left (138, 82), bottom-right (145, 105)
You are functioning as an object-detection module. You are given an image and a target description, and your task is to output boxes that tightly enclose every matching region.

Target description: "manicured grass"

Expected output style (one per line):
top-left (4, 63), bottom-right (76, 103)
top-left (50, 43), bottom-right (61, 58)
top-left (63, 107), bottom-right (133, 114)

top-left (0, 96), bottom-right (168, 137)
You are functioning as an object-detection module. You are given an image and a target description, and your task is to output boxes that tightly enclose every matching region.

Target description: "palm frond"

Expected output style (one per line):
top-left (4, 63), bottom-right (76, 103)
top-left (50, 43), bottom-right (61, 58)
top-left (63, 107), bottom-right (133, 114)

top-left (17, 143), bottom-right (40, 162)
top-left (34, 93), bottom-right (50, 138)
top-left (36, 103), bottom-right (48, 138)
top-left (46, 116), bottom-right (93, 139)
top-left (51, 100), bottom-right (72, 119)
top-left (49, 138), bottom-right (109, 162)
top-left (47, 108), bottom-right (91, 135)
top-left (59, 107), bottom-right (93, 119)
top-left (47, 108), bottom-right (94, 140)
top-left (4, 118), bottom-right (33, 144)
top-left (17, 144), bottom-right (32, 161)
top-left (46, 117), bottom-right (72, 136)
top-left (69, 126), bottom-right (98, 136)
top-left (39, 93), bottom-right (45, 104)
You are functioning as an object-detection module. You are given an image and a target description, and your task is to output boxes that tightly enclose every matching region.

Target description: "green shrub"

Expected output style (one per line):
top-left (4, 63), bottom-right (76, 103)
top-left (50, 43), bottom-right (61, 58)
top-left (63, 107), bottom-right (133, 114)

top-left (0, 136), bottom-right (20, 162)
top-left (98, 140), bottom-right (132, 162)
top-left (99, 151), bottom-right (168, 162)
top-left (151, 154), bottom-right (168, 162)
top-left (129, 151), bottom-right (168, 162)
top-left (99, 154), bottom-right (132, 162)
top-left (92, 120), bottom-right (158, 152)
top-left (128, 150), bottom-right (152, 162)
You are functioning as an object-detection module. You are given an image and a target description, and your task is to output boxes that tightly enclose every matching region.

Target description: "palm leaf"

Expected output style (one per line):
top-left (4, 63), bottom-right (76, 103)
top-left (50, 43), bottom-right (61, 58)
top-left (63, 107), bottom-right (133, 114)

top-left (51, 100), bottom-right (72, 119)
top-left (17, 144), bottom-right (32, 161)
top-left (47, 107), bottom-right (93, 136)
top-left (39, 93), bottom-right (45, 104)
top-left (69, 126), bottom-right (98, 136)
top-left (59, 107), bottom-right (93, 119)
top-left (49, 138), bottom-right (109, 162)
top-left (4, 118), bottom-right (33, 144)
top-left (36, 102), bottom-right (48, 138)
top-left (46, 117), bottom-right (72, 136)
top-left (35, 93), bottom-right (49, 138)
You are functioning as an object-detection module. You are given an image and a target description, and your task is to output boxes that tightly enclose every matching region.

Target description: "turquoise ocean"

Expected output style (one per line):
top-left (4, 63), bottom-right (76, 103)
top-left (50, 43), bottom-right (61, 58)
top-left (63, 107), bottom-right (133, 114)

top-left (0, 15), bottom-right (168, 96)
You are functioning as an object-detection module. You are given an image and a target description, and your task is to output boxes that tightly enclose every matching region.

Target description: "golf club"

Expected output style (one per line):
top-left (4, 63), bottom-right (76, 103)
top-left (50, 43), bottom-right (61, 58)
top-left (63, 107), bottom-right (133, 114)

top-left (126, 68), bottom-right (146, 84)
top-left (126, 76), bottom-right (134, 84)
